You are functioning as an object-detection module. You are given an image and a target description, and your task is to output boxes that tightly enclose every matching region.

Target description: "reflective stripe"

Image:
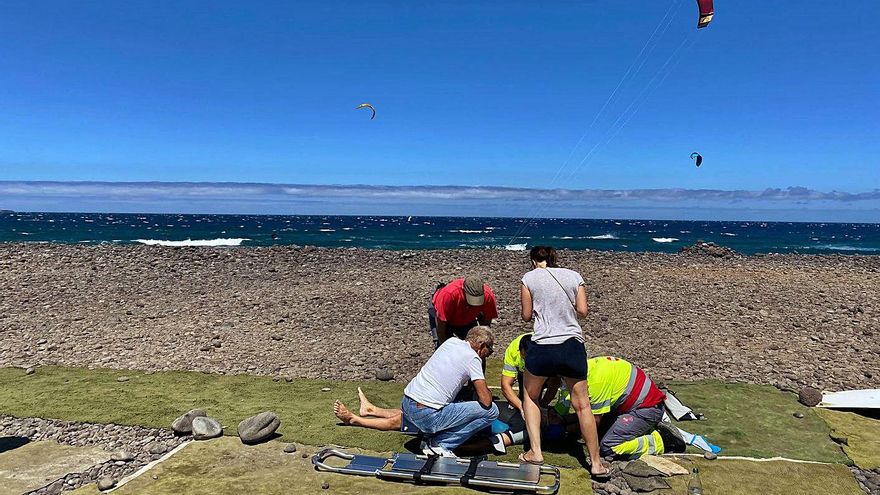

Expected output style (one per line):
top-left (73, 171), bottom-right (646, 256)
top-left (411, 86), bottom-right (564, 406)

top-left (612, 368), bottom-right (638, 409)
top-left (647, 433), bottom-right (657, 454)
top-left (503, 363), bottom-right (518, 374)
top-left (636, 437), bottom-right (645, 453)
top-left (629, 377), bottom-right (652, 412)
top-left (591, 399), bottom-right (611, 412)
top-left (618, 368), bottom-right (647, 413)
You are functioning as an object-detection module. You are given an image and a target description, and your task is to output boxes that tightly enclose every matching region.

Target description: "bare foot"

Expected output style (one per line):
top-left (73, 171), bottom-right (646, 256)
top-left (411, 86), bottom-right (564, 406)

top-left (334, 400), bottom-right (355, 425)
top-left (357, 387), bottom-right (376, 416)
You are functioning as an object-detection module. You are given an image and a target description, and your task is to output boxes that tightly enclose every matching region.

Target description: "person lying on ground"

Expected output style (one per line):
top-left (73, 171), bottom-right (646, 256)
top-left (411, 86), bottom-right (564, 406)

top-left (334, 387), bottom-right (515, 456)
top-left (428, 276), bottom-right (498, 347)
top-left (400, 326), bottom-right (499, 456)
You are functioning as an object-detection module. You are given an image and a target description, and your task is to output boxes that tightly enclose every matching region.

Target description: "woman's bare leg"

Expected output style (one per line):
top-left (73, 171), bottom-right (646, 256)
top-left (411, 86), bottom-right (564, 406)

top-left (334, 400), bottom-right (402, 431)
top-left (563, 377), bottom-right (609, 476)
top-left (521, 370), bottom-right (547, 463)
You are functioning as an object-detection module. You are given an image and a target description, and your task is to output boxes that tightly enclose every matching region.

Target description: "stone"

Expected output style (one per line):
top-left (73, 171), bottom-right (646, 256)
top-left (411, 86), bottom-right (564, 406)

top-left (192, 417), bottom-right (223, 440)
top-left (793, 412), bottom-right (805, 419)
top-left (238, 411), bottom-right (280, 444)
top-left (622, 460), bottom-right (664, 478)
top-left (798, 387), bottom-right (823, 407)
top-left (25, 367), bottom-right (35, 375)
top-left (322, 482), bottom-right (330, 489)
top-left (110, 450), bottom-right (135, 462)
top-left (376, 369), bottom-right (394, 381)
top-left (321, 387), bottom-right (331, 392)
top-left (116, 376), bottom-right (130, 382)
top-left (283, 443), bottom-right (298, 453)
top-left (172, 408), bottom-right (208, 434)
top-left (97, 477), bottom-right (117, 491)
top-left (147, 441), bottom-right (168, 455)
top-left (703, 452), bottom-right (718, 460)
top-left (639, 455), bottom-right (689, 476)
top-left (622, 474), bottom-right (670, 492)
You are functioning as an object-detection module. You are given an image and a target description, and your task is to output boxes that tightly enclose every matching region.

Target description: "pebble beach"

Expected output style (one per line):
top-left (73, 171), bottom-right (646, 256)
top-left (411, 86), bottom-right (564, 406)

top-left (1, 243), bottom-right (877, 393)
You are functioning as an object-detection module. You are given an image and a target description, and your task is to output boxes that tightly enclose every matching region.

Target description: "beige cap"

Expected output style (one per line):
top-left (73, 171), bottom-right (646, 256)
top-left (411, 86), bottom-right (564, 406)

top-left (463, 276), bottom-right (485, 306)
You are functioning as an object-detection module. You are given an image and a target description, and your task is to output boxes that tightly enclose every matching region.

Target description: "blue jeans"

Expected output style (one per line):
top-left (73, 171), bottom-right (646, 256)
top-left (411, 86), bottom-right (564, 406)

top-left (401, 396), bottom-right (499, 450)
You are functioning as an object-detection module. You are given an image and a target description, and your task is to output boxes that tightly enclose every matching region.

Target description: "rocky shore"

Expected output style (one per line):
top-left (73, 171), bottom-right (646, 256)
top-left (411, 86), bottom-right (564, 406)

top-left (0, 415), bottom-right (186, 494)
top-left (1, 244), bottom-right (878, 392)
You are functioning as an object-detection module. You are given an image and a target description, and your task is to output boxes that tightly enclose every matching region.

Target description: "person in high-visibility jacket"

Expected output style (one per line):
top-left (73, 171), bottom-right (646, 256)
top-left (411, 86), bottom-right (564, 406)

top-left (505, 334), bottom-right (684, 459)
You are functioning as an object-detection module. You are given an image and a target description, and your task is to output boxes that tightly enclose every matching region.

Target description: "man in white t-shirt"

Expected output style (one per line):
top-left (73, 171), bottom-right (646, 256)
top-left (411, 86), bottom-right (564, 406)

top-left (401, 327), bottom-right (499, 456)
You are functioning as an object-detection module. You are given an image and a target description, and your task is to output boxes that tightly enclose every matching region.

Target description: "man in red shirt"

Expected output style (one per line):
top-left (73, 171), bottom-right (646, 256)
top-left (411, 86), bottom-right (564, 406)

top-left (428, 276), bottom-right (498, 347)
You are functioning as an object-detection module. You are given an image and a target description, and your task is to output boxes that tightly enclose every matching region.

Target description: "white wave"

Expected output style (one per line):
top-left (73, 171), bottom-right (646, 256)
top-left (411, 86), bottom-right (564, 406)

top-left (319, 228), bottom-right (336, 232)
top-left (652, 237), bottom-right (679, 243)
top-left (504, 243), bottom-right (528, 251)
top-left (451, 230), bottom-right (487, 234)
top-left (342, 227), bottom-right (354, 230)
top-left (720, 232), bottom-right (737, 236)
top-left (584, 234), bottom-right (617, 240)
top-left (679, 230), bottom-right (691, 234)
top-left (554, 236), bottom-right (574, 240)
top-left (134, 238), bottom-right (250, 247)
top-left (803, 244), bottom-right (880, 252)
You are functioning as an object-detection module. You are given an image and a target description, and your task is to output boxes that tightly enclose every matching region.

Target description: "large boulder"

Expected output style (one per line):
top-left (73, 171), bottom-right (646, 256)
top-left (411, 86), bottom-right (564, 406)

top-left (679, 241), bottom-right (740, 258)
top-left (238, 412), bottom-right (281, 444)
top-left (172, 409), bottom-right (207, 434)
top-left (798, 387), bottom-right (823, 407)
top-left (192, 417), bottom-right (223, 440)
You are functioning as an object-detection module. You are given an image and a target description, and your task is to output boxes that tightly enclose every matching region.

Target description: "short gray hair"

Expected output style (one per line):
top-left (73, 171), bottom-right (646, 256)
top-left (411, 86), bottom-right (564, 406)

top-left (466, 326), bottom-right (494, 347)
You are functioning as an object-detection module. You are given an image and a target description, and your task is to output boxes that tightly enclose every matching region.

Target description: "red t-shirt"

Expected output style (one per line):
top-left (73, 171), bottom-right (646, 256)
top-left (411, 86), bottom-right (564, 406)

top-left (432, 278), bottom-right (498, 327)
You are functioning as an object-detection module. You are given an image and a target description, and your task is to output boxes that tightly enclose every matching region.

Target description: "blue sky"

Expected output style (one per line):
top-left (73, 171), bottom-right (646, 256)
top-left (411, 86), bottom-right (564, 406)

top-left (0, 1), bottom-right (878, 219)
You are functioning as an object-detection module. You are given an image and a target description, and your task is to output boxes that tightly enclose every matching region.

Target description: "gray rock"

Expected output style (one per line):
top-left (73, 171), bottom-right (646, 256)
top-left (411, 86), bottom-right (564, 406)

top-left (192, 417), bottom-right (223, 440)
top-left (117, 376), bottom-right (130, 382)
top-left (238, 411), bottom-right (280, 444)
top-left (622, 474), bottom-right (669, 492)
top-left (704, 452), bottom-right (718, 460)
top-left (793, 412), bottom-right (805, 419)
top-left (110, 450), bottom-right (135, 461)
top-left (376, 369), bottom-right (394, 381)
top-left (147, 441), bottom-right (168, 455)
top-left (622, 460), bottom-right (664, 477)
top-left (97, 477), bottom-right (117, 491)
top-left (172, 408), bottom-right (207, 434)
top-left (25, 367), bottom-right (35, 375)
top-left (798, 387), bottom-right (822, 407)
top-left (283, 443), bottom-right (298, 453)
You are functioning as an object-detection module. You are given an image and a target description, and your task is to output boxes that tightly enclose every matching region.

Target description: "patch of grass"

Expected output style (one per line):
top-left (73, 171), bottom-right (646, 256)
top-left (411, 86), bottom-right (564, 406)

top-left (69, 436), bottom-right (594, 495)
top-left (667, 381), bottom-right (850, 464)
top-left (0, 367), bottom-right (850, 470)
top-left (661, 457), bottom-right (863, 495)
top-left (815, 409), bottom-right (880, 469)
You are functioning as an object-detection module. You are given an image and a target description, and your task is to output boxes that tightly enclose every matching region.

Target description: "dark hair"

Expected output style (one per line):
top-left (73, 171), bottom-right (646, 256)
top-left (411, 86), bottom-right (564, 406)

top-left (529, 246), bottom-right (559, 267)
top-left (518, 334), bottom-right (532, 354)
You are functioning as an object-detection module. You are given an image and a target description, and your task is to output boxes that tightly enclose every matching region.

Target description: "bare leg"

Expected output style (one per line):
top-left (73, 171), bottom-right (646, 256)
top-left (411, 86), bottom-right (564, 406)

top-left (334, 400), bottom-right (402, 431)
top-left (521, 370), bottom-right (547, 464)
top-left (564, 377), bottom-right (609, 476)
top-left (357, 387), bottom-right (401, 419)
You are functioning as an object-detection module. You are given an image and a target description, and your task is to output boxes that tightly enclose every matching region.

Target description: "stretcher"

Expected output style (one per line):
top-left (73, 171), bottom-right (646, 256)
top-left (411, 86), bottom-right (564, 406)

top-left (312, 448), bottom-right (561, 494)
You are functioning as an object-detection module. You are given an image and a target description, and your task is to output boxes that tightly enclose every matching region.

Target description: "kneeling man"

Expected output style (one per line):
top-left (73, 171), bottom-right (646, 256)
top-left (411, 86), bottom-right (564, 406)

top-left (402, 326), bottom-right (499, 456)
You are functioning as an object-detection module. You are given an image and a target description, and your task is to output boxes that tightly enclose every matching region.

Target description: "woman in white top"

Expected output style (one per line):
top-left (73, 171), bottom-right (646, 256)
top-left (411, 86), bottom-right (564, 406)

top-left (518, 246), bottom-right (608, 477)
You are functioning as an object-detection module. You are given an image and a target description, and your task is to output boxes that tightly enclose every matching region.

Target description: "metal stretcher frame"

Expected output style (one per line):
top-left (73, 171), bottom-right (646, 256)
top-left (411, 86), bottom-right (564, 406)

top-left (312, 448), bottom-right (561, 494)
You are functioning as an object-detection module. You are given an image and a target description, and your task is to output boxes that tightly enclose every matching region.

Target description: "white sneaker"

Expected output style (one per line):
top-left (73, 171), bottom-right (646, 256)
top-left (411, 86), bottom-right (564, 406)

top-left (421, 441), bottom-right (456, 458)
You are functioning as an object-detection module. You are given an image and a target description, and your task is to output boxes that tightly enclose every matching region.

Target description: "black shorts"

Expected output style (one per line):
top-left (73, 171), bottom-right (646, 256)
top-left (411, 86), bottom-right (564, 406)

top-left (524, 337), bottom-right (587, 380)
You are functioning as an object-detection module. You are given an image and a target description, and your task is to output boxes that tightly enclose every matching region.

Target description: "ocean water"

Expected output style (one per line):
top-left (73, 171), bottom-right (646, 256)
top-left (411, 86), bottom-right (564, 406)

top-left (1, 211), bottom-right (879, 255)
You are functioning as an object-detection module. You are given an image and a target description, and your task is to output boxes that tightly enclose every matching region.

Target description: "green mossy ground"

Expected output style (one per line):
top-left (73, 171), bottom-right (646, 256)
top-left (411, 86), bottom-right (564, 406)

top-left (3, 365), bottom-right (874, 494)
top-left (815, 408), bottom-right (880, 469)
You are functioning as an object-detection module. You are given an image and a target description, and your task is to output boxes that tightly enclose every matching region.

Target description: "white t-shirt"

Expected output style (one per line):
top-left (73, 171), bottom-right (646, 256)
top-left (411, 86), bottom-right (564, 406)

top-left (404, 338), bottom-right (484, 409)
top-left (522, 267), bottom-right (585, 345)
